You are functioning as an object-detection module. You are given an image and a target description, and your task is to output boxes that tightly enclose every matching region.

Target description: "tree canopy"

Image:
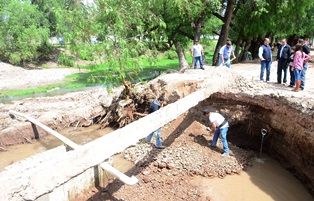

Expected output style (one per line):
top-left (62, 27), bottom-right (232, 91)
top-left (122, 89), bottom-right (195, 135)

top-left (0, 0), bottom-right (314, 69)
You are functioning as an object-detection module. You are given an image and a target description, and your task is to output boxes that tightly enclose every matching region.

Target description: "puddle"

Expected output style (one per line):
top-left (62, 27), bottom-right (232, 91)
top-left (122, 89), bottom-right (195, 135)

top-left (0, 124), bottom-right (114, 171)
top-left (102, 153), bottom-right (135, 181)
top-left (191, 157), bottom-right (313, 201)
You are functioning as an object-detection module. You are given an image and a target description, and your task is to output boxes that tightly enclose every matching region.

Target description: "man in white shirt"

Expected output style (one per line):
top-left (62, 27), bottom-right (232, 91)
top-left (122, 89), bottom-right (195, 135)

top-left (192, 40), bottom-right (204, 70)
top-left (218, 41), bottom-right (236, 68)
top-left (258, 38), bottom-right (272, 82)
top-left (203, 109), bottom-right (230, 157)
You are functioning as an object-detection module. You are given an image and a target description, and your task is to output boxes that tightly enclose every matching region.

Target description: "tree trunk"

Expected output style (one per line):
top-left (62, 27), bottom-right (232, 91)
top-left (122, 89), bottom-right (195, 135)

top-left (287, 35), bottom-right (296, 46)
top-left (194, 18), bottom-right (203, 42)
top-left (249, 36), bottom-right (263, 59)
top-left (193, 15), bottom-right (209, 64)
top-left (174, 41), bottom-right (189, 72)
top-left (212, 0), bottom-right (236, 66)
top-left (238, 39), bottom-right (252, 61)
top-left (234, 29), bottom-right (244, 63)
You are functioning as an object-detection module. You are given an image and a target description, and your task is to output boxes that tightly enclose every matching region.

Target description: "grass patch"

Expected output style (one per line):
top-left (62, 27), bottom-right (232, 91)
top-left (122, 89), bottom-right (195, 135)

top-left (0, 50), bottom-right (214, 99)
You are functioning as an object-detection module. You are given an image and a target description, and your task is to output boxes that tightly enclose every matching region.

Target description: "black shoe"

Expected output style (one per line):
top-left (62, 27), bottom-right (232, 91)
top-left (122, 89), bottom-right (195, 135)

top-left (201, 68), bottom-right (205, 70)
top-left (155, 145), bottom-right (165, 149)
top-left (276, 82), bottom-right (282, 84)
top-left (288, 85), bottom-right (294, 88)
top-left (300, 88), bottom-right (304, 90)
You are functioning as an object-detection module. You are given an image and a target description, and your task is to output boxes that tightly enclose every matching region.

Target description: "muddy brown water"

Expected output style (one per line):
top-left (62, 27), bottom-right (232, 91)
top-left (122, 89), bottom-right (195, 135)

top-left (191, 157), bottom-right (314, 201)
top-left (0, 126), bottom-right (313, 200)
top-left (0, 125), bottom-right (114, 170)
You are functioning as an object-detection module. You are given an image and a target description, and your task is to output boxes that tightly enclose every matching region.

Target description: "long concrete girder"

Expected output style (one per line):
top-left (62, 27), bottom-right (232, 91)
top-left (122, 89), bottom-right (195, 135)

top-left (0, 68), bottom-right (234, 201)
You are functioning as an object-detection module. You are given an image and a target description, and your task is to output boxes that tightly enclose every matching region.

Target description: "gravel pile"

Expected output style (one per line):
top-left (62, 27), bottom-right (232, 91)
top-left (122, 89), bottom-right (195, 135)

top-left (124, 141), bottom-right (254, 179)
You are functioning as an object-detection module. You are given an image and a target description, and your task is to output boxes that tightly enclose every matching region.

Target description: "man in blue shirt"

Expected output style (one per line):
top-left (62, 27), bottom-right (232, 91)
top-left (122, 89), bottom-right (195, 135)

top-left (218, 41), bottom-right (236, 68)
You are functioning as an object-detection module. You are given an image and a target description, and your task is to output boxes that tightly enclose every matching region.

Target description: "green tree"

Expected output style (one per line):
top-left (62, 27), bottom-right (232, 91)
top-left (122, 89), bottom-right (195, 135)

top-left (145, 0), bottom-right (221, 70)
top-left (0, 0), bottom-right (50, 65)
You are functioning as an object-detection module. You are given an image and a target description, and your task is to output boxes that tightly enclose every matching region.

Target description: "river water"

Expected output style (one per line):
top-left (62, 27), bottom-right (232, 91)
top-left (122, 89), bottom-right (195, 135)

top-left (0, 126), bottom-right (313, 200)
top-left (191, 157), bottom-right (313, 201)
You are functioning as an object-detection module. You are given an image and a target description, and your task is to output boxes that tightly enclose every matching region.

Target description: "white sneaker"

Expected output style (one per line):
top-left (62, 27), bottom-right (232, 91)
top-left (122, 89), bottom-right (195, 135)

top-left (221, 153), bottom-right (230, 157)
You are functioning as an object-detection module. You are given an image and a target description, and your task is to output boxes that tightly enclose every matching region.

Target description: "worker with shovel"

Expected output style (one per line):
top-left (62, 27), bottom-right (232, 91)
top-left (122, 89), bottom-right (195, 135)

top-left (203, 109), bottom-right (230, 157)
top-left (218, 40), bottom-right (236, 68)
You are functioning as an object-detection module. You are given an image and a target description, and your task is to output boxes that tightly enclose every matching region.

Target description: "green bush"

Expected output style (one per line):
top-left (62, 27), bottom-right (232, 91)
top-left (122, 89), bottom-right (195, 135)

top-left (8, 53), bottom-right (21, 65)
top-left (0, 0), bottom-right (51, 65)
top-left (78, 45), bottom-right (95, 61)
top-left (163, 50), bottom-right (177, 60)
top-left (37, 42), bottom-right (54, 60)
top-left (57, 52), bottom-right (75, 67)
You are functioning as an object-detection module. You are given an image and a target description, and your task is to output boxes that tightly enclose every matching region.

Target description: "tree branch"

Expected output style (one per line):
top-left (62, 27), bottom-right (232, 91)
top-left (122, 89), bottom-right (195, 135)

top-left (177, 30), bottom-right (194, 40)
top-left (212, 12), bottom-right (224, 21)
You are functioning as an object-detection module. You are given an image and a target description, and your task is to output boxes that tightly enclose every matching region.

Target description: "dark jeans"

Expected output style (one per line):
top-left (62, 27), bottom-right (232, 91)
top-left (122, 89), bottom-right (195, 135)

top-left (300, 62), bottom-right (309, 89)
top-left (194, 56), bottom-right (203, 69)
top-left (277, 60), bottom-right (289, 83)
top-left (260, 61), bottom-right (271, 81)
top-left (289, 65), bottom-right (295, 86)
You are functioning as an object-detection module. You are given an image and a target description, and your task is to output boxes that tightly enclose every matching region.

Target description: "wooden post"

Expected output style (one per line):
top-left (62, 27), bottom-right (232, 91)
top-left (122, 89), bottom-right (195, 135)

top-left (31, 123), bottom-right (39, 139)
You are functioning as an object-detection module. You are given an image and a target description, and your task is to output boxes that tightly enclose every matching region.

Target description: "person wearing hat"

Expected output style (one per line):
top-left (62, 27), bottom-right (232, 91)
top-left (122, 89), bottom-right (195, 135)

top-left (146, 96), bottom-right (166, 148)
top-left (298, 38), bottom-right (311, 90)
top-left (191, 40), bottom-right (205, 70)
top-left (203, 109), bottom-right (230, 157)
top-left (218, 40), bottom-right (236, 68)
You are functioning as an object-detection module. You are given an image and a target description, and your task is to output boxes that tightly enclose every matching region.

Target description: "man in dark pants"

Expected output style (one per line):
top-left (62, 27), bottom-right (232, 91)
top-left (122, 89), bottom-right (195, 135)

top-left (258, 38), bottom-right (272, 82)
top-left (276, 38), bottom-right (291, 85)
top-left (298, 39), bottom-right (311, 90)
top-left (146, 96), bottom-right (165, 148)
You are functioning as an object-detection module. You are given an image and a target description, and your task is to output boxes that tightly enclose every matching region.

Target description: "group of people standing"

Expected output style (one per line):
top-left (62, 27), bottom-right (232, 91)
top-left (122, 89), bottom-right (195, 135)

top-left (259, 38), bottom-right (311, 92)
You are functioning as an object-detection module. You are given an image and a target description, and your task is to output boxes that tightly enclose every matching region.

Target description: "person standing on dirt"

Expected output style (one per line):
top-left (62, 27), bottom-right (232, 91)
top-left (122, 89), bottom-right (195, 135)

top-left (203, 110), bottom-right (229, 157)
top-left (218, 40), bottom-right (236, 68)
top-left (146, 96), bottom-right (165, 148)
top-left (288, 47), bottom-right (296, 87)
top-left (298, 38), bottom-right (311, 90)
top-left (291, 45), bottom-right (310, 92)
top-left (276, 38), bottom-right (291, 85)
top-left (192, 40), bottom-right (205, 70)
top-left (258, 38), bottom-right (272, 82)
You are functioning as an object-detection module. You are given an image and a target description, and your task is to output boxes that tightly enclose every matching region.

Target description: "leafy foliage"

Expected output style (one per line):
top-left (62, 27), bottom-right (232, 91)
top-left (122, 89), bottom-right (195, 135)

top-left (163, 50), bottom-right (177, 60)
top-left (57, 52), bottom-right (75, 67)
top-left (0, 0), bottom-right (50, 64)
